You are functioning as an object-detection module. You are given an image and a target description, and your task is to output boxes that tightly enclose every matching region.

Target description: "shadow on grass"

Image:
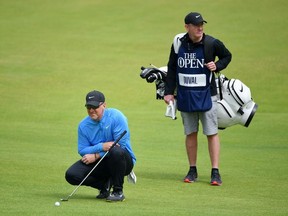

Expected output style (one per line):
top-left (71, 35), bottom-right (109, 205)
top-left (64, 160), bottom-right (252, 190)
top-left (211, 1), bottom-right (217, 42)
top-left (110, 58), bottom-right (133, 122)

top-left (47, 190), bottom-right (100, 202)
top-left (136, 169), bottom-right (213, 186)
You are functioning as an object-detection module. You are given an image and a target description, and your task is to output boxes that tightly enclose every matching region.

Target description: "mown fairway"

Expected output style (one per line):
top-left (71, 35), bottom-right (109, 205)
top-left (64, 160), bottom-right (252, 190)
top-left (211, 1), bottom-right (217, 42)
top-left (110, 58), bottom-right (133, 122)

top-left (0, 0), bottom-right (287, 215)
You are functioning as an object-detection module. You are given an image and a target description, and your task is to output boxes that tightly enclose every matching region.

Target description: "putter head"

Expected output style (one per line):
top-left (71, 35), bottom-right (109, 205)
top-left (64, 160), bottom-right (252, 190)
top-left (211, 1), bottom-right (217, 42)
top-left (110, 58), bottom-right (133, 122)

top-left (60, 198), bottom-right (69, 201)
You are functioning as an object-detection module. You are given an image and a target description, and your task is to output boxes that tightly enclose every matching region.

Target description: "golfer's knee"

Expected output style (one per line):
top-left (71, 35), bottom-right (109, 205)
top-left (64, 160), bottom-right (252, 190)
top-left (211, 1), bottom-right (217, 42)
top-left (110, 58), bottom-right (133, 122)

top-left (65, 170), bottom-right (79, 185)
top-left (109, 146), bottom-right (124, 159)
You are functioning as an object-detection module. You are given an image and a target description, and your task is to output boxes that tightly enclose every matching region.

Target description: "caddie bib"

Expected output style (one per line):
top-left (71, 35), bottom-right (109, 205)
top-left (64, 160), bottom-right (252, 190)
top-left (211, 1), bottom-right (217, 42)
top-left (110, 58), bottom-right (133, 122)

top-left (176, 43), bottom-right (212, 112)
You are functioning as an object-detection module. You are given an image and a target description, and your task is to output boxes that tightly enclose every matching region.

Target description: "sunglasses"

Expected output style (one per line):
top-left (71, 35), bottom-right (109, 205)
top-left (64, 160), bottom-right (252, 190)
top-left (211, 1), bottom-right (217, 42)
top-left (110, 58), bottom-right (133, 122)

top-left (85, 102), bottom-right (103, 110)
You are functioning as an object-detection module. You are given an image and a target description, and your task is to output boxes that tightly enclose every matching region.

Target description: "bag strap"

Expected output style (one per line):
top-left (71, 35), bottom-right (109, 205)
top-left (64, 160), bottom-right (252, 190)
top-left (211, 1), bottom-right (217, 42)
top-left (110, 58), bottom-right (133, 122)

top-left (173, 33), bottom-right (186, 54)
top-left (217, 72), bottom-right (223, 100)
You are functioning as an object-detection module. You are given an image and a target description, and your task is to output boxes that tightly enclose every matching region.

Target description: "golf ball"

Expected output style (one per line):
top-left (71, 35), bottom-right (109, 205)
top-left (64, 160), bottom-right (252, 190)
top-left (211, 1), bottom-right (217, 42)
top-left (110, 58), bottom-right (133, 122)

top-left (55, 201), bottom-right (60, 207)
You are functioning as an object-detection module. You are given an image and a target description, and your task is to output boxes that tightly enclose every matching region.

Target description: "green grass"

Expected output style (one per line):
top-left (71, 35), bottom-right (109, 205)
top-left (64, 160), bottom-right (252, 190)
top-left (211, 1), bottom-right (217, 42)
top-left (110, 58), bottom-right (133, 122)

top-left (0, 0), bottom-right (287, 215)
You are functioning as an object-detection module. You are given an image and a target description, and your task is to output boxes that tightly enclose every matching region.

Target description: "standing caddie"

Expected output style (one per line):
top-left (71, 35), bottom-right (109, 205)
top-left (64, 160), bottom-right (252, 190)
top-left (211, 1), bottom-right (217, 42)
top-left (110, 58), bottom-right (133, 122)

top-left (164, 12), bottom-right (232, 185)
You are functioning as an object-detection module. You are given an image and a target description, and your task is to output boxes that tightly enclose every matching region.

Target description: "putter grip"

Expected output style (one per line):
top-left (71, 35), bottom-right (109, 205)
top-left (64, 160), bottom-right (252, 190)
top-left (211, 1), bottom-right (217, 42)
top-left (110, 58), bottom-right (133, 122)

top-left (110, 130), bottom-right (127, 150)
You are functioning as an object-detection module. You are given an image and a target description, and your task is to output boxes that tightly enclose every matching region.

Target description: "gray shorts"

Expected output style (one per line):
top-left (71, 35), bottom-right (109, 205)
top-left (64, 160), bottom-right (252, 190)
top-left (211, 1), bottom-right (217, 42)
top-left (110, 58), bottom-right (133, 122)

top-left (180, 96), bottom-right (218, 136)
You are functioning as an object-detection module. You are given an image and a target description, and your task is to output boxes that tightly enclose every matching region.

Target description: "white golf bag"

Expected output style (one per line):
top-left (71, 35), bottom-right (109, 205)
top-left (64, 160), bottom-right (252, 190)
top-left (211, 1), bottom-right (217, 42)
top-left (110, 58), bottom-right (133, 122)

top-left (216, 74), bottom-right (258, 129)
top-left (140, 66), bottom-right (258, 129)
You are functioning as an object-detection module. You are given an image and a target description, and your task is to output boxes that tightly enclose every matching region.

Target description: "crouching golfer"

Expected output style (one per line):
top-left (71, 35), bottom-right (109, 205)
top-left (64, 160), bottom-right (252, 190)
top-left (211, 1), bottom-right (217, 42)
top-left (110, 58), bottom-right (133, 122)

top-left (65, 90), bottom-right (136, 202)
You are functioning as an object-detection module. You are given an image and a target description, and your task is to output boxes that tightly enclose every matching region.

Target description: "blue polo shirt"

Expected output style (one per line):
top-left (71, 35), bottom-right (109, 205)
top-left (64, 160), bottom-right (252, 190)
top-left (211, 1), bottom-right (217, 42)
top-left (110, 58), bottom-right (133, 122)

top-left (77, 108), bottom-right (136, 164)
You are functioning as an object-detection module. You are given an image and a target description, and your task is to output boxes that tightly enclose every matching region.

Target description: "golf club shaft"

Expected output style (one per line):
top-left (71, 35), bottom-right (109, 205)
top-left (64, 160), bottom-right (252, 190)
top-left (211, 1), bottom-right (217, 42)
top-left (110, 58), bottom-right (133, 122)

top-left (62, 130), bottom-right (127, 201)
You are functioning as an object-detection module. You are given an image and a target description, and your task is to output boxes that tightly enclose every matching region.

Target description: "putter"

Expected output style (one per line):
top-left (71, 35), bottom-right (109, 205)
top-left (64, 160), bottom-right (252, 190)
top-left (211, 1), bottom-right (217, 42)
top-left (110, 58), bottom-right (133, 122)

top-left (60, 130), bottom-right (127, 202)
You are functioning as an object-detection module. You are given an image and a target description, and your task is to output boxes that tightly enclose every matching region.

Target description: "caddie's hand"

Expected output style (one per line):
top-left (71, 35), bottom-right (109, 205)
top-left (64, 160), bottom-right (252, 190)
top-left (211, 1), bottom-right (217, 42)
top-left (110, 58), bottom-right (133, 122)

top-left (164, 95), bottom-right (174, 105)
top-left (81, 154), bottom-right (96, 165)
top-left (205, 61), bottom-right (217, 72)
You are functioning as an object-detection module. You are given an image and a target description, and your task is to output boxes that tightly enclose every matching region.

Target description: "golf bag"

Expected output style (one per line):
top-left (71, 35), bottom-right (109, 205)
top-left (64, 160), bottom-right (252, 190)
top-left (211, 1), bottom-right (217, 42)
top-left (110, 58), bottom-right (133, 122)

top-left (215, 74), bottom-right (258, 129)
top-left (140, 65), bottom-right (258, 129)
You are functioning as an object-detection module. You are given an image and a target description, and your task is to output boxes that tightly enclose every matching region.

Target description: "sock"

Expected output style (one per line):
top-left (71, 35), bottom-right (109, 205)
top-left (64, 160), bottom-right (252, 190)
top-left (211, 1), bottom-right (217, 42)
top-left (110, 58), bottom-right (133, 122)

top-left (190, 166), bottom-right (197, 172)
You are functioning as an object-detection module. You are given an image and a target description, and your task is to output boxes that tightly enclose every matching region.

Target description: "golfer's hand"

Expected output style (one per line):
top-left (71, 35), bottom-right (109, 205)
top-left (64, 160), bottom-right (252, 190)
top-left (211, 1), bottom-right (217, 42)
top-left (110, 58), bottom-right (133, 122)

top-left (164, 95), bottom-right (174, 105)
top-left (205, 61), bottom-right (217, 72)
top-left (102, 141), bottom-right (117, 151)
top-left (81, 154), bottom-right (96, 165)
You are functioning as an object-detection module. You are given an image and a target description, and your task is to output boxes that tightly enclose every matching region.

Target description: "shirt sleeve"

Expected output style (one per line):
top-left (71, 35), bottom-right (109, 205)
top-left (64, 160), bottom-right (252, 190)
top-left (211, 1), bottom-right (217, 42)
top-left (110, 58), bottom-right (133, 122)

top-left (164, 44), bottom-right (178, 95)
top-left (77, 125), bottom-right (104, 157)
top-left (111, 111), bottom-right (130, 149)
top-left (213, 39), bottom-right (232, 72)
